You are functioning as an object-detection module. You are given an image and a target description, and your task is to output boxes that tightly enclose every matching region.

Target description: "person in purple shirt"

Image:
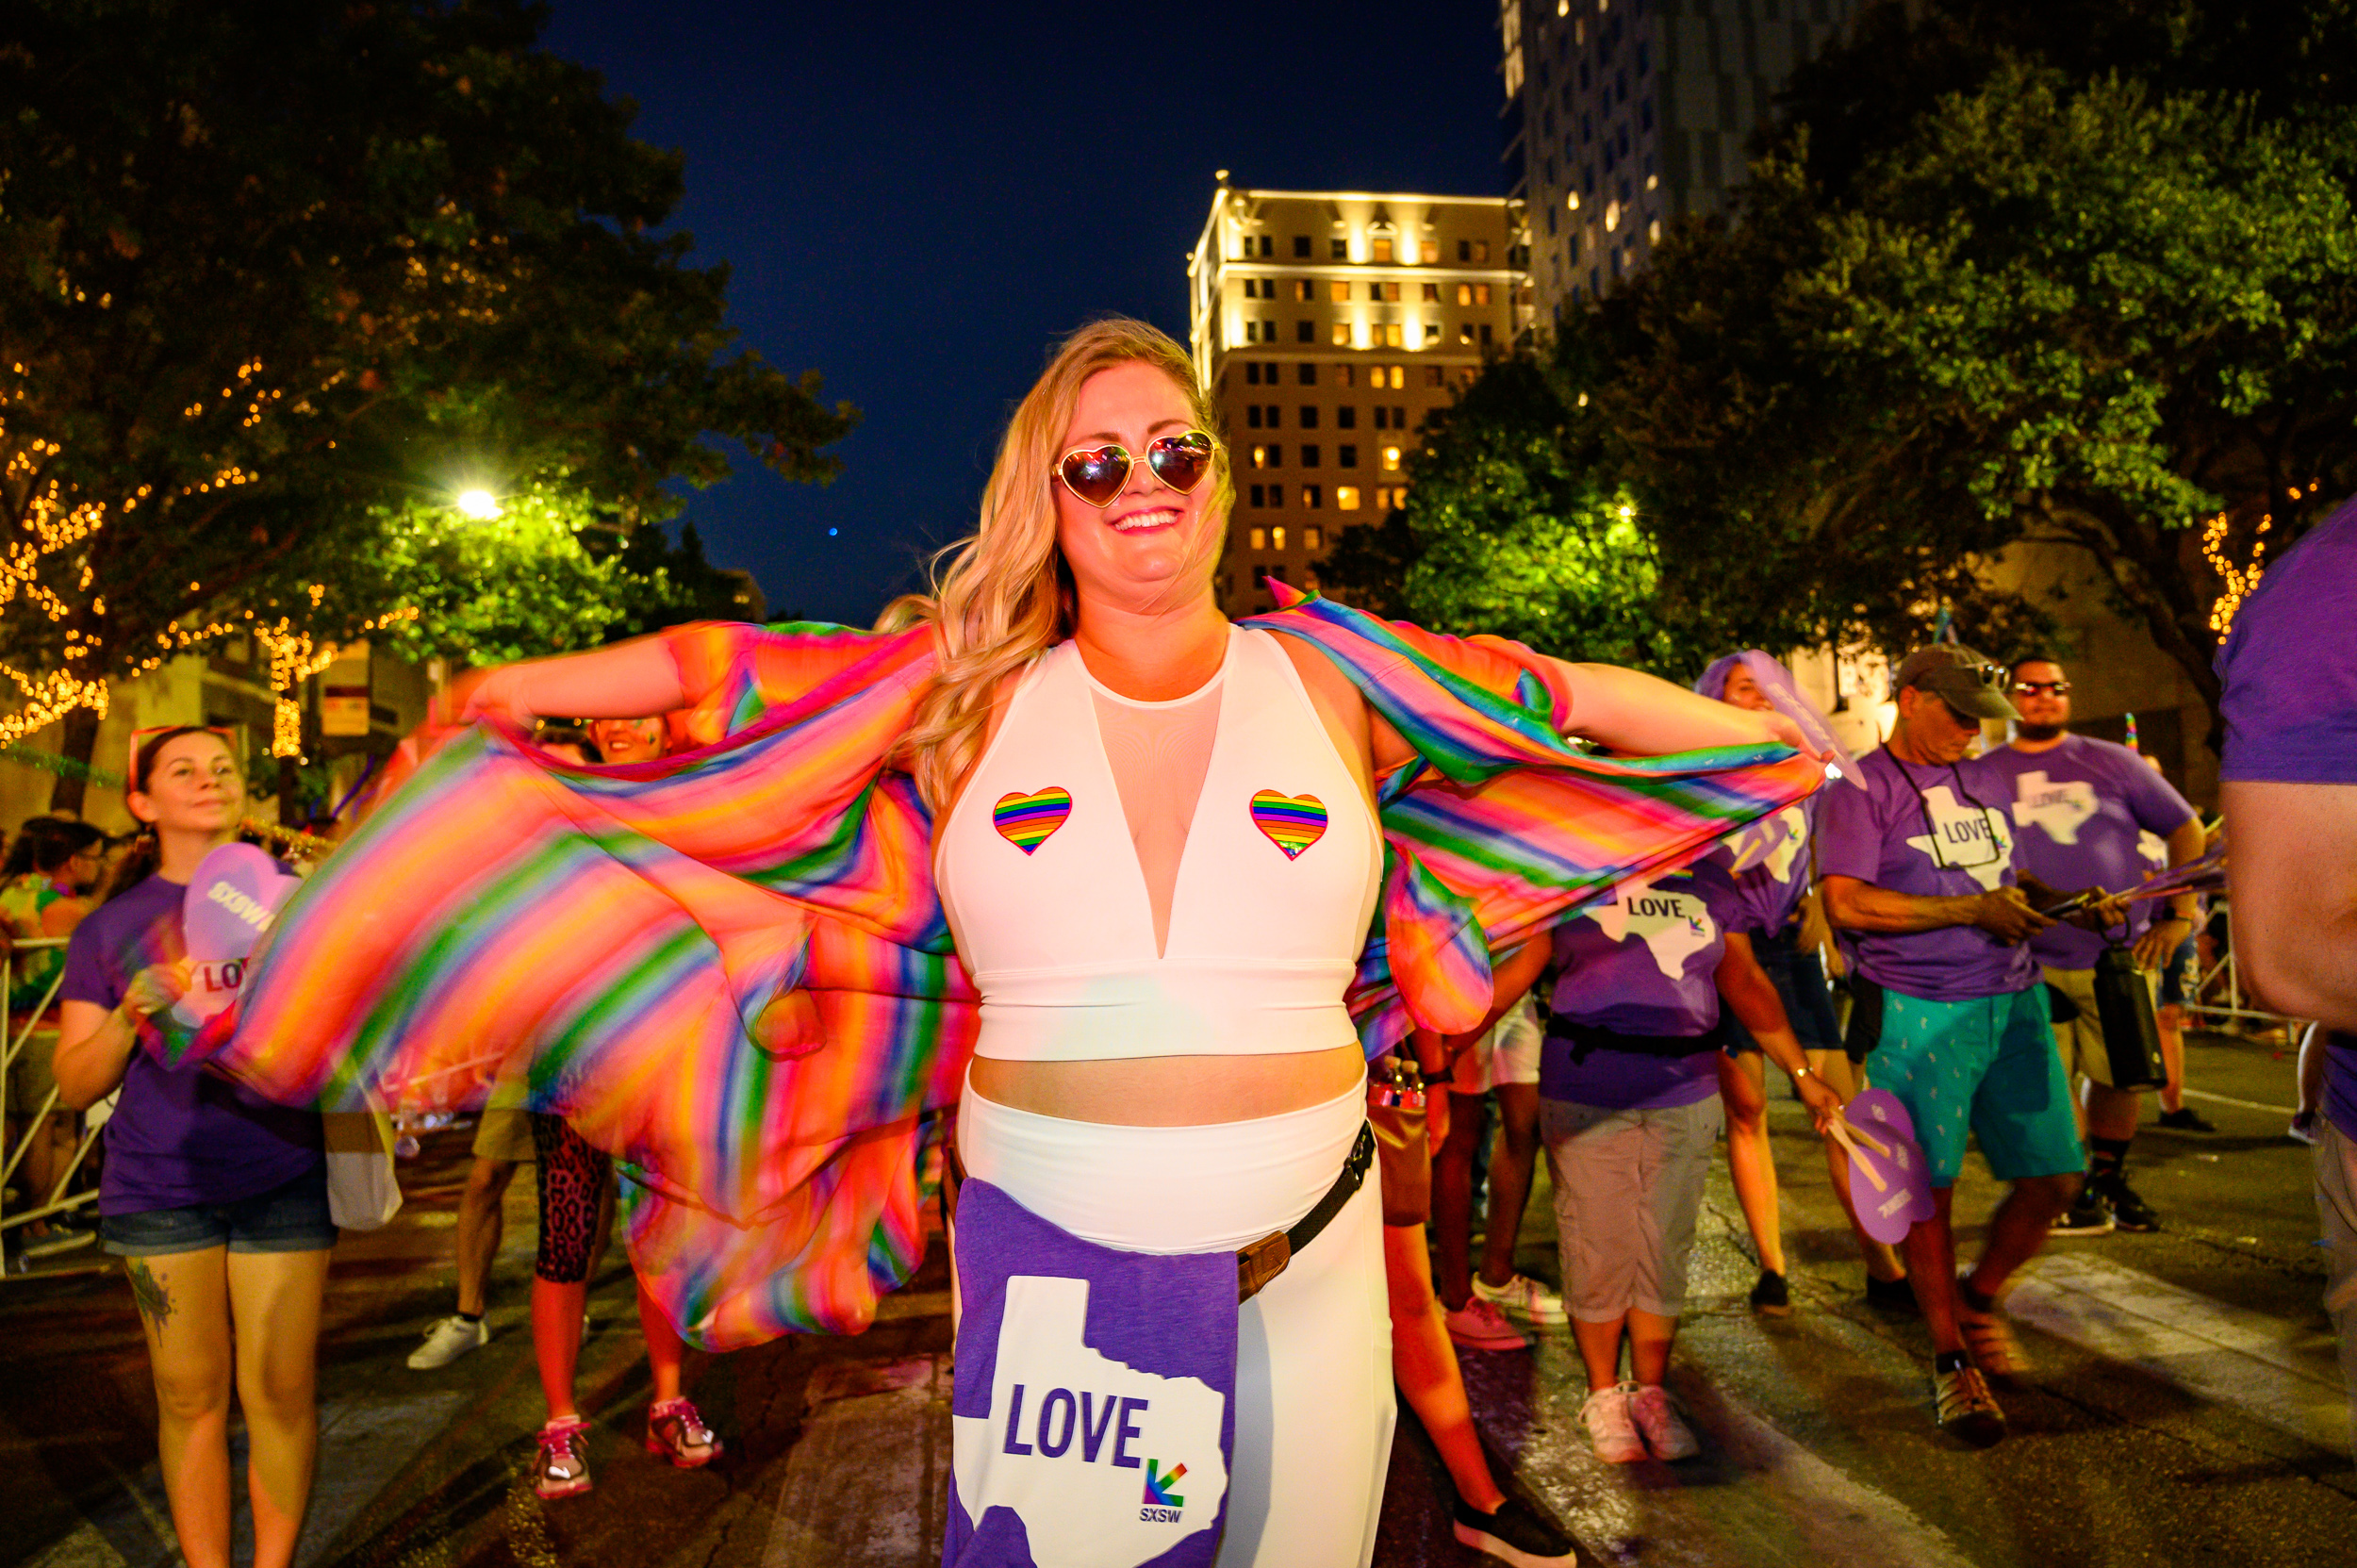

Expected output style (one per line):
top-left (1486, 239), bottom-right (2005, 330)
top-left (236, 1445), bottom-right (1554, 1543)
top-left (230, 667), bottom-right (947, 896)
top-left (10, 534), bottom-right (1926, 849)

top-left (53, 728), bottom-right (329, 1568)
top-left (2216, 496), bottom-right (2357, 1460)
top-left (1982, 657), bottom-right (2206, 1237)
top-left (1817, 645), bottom-right (2084, 1449)
top-left (1491, 850), bottom-right (1840, 1466)
top-left (1697, 653), bottom-right (1912, 1319)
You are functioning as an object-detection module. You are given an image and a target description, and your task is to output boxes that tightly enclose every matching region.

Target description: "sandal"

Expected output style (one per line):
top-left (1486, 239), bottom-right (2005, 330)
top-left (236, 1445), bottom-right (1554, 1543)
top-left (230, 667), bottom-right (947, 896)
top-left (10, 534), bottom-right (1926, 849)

top-left (645, 1397), bottom-right (721, 1468)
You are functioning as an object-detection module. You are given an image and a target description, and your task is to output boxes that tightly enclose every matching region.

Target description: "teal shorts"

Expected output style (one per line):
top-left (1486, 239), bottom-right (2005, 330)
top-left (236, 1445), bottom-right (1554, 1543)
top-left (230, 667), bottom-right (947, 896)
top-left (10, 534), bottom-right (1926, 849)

top-left (1871, 985), bottom-right (2084, 1187)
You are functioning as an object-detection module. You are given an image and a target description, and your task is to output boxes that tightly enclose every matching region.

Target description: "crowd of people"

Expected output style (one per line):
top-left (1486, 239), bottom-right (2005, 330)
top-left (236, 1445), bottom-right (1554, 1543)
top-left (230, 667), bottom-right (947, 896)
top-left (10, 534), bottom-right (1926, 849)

top-left (5, 317), bottom-right (2351, 1568)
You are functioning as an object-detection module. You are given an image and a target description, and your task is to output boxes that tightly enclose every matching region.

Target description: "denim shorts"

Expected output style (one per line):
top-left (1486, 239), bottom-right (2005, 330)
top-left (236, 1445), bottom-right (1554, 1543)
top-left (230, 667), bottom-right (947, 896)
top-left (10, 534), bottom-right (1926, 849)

top-left (101, 1165), bottom-right (337, 1257)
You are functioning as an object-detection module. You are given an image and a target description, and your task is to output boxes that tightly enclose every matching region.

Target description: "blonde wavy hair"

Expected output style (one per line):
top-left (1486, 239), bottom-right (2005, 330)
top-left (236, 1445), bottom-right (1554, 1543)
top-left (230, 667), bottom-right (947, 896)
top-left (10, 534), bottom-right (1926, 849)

top-left (885, 318), bottom-right (1233, 813)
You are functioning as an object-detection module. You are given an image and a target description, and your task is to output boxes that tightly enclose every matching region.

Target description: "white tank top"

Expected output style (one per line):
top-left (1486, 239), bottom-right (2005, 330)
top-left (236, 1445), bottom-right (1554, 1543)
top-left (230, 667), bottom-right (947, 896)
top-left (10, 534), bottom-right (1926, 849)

top-left (937, 626), bottom-right (1382, 1062)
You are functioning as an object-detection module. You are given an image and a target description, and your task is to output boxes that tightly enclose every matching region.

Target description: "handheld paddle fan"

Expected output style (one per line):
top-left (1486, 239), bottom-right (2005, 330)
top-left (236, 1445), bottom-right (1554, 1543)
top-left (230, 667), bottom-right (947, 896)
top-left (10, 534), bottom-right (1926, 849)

top-left (172, 843), bottom-right (302, 1028)
top-left (1827, 1088), bottom-right (1936, 1245)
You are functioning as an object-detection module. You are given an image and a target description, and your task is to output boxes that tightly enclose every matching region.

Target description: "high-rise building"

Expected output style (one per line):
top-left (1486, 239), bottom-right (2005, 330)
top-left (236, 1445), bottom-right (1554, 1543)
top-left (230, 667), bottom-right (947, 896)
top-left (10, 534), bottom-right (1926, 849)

top-left (1500, 0), bottom-right (1863, 322)
top-left (1187, 178), bottom-right (1527, 618)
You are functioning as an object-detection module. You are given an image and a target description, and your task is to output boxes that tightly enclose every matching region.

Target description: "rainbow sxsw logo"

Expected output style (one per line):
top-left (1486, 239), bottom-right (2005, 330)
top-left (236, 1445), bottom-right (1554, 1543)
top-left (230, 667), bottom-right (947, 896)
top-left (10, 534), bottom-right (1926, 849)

top-left (1141, 1458), bottom-right (1188, 1522)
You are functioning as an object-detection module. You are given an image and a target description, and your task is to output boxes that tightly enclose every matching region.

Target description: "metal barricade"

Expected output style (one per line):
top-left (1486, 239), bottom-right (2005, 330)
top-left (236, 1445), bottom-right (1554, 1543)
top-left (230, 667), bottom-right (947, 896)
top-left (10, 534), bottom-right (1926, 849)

top-left (2, 936), bottom-right (108, 1262)
top-left (2182, 897), bottom-right (2307, 1034)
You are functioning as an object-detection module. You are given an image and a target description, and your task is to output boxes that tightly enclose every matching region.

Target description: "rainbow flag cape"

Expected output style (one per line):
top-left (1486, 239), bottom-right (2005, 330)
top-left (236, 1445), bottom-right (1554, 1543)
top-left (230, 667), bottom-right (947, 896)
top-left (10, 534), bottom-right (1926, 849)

top-left (191, 591), bottom-right (1819, 1348)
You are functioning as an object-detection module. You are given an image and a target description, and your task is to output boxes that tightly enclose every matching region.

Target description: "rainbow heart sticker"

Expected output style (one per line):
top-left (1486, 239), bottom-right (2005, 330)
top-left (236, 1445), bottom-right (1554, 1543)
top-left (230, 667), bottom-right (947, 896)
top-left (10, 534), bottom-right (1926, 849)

top-left (1249, 790), bottom-right (1328, 859)
top-left (994, 787), bottom-right (1073, 853)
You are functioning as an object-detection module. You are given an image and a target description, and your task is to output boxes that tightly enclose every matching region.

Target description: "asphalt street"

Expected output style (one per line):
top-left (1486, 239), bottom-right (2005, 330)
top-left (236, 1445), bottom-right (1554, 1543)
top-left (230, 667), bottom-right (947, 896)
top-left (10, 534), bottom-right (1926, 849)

top-left (3, 1027), bottom-right (2349, 1568)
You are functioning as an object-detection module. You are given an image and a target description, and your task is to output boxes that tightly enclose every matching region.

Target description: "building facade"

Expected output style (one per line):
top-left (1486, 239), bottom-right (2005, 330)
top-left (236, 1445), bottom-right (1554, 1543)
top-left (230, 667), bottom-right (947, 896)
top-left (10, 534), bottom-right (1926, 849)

top-left (1187, 180), bottom-right (1528, 618)
top-left (1500, 0), bottom-right (1862, 320)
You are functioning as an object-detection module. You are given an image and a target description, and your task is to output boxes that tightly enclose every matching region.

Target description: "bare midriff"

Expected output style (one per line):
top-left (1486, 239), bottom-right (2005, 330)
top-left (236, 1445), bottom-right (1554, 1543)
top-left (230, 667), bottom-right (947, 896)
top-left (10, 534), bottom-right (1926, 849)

top-left (965, 1043), bottom-right (1368, 1126)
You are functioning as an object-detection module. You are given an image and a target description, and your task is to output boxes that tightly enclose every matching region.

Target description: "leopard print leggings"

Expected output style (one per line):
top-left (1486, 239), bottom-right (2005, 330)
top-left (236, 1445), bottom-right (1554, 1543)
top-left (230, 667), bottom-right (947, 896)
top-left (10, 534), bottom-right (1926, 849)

top-left (528, 1112), bottom-right (610, 1284)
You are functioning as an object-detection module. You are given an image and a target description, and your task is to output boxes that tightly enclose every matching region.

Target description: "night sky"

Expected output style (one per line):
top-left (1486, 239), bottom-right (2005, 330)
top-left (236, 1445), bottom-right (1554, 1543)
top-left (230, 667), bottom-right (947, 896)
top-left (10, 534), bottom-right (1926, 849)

top-left (538, 1), bottom-right (1508, 626)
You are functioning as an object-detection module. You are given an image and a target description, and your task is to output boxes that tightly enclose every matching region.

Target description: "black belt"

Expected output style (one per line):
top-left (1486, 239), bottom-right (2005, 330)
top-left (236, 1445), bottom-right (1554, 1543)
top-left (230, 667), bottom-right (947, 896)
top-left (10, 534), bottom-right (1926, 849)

top-left (947, 1120), bottom-right (1376, 1305)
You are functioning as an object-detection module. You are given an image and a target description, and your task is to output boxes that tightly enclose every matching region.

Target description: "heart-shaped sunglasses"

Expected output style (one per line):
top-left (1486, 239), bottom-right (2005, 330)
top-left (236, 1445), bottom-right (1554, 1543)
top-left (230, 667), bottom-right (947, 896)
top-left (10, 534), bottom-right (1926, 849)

top-left (1051, 430), bottom-right (1217, 508)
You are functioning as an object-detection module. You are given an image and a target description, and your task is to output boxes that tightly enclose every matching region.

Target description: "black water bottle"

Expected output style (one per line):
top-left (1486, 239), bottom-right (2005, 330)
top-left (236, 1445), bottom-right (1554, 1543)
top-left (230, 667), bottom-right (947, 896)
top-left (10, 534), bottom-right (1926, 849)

top-left (2093, 943), bottom-right (2167, 1090)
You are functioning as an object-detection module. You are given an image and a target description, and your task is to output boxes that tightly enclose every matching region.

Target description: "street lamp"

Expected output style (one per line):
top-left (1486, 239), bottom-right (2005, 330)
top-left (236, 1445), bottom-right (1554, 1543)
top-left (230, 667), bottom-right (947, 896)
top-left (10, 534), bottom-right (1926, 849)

top-left (455, 488), bottom-right (500, 520)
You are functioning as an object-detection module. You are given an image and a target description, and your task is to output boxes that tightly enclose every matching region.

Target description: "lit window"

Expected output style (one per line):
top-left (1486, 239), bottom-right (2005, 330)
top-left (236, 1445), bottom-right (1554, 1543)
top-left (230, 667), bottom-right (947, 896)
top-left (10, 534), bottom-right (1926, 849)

top-left (1382, 323), bottom-right (1403, 347)
top-left (1648, 219), bottom-right (1661, 244)
top-left (1605, 200), bottom-right (1621, 232)
top-left (1337, 365), bottom-right (1356, 388)
top-left (1376, 281), bottom-right (1401, 303)
top-left (1337, 487), bottom-right (1361, 510)
top-left (1372, 239), bottom-right (1394, 262)
top-left (1475, 284), bottom-right (1492, 305)
top-left (1426, 323), bottom-right (1442, 342)
top-left (1456, 282), bottom-right (1473, 306)
top-left (1329, 280), bottom-right (1350, 303)
top-left (1303, 486), bottom-right (1322, 509)
top-left (1421, 282), bottom-right (1441, 302)
top-left (1251, 445), bottom-right (1269, 469)
top-left (1472, 240), bottom-right (1490, 263)
top-left (1271, 524), bottom-right (1287, 549)
top-left (1459, 324), bottom-right (1474, 345)
top-left (1249, 525), bottom-right (1267, 549)
top-left (1420, 241), bottom-right (1439, 264)
top-left (1387, 365), bottom-right (1406, 389)
top-left (1382, 446), bottom-right (1402, 471)
top-left (1294, 278), bottom-right (1315, 302)
top-left (1331, 322), bottom-right (1351, 346)
top-left (1305, 524), bottom-right (1326, 548)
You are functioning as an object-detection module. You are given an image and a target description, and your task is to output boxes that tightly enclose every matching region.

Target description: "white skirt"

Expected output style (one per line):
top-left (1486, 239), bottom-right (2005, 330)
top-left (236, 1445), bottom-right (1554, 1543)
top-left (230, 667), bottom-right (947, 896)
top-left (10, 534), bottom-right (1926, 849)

top-left (956, 1077), bottom-right (1393, 1568)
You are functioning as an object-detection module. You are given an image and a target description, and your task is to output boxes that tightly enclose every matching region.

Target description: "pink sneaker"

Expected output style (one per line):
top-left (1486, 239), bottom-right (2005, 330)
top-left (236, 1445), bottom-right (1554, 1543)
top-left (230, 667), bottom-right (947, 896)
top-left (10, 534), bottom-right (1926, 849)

top-left (535, 1418), bottom-right (591, 1499)
top-left (1581, 1383), bottom-right (1646, 1463)
top-left (1443, 1296), bottom-right (1530, 1352)
top-left (645, 1397), bottom-right (721, 1468)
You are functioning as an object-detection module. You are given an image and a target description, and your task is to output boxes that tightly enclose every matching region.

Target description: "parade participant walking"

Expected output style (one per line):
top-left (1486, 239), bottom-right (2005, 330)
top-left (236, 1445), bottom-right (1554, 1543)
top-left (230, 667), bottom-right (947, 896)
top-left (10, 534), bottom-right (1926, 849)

top-left (1430, 995), bottom-right (1562, 1351)
top-left (1501, 848), bottom-right (1843, 1463)
top-left (1818, 648), bottom-right (2084, 1446)
top-left (1982, 658), bottom-right (2204, 1234)
top-left (1696, 654), bottom-right (1909, 1314)
top-left (52, 730), bottom-right (330, 1568)
top-left (2216, 498), bottom-right (2357, 1458)
top-left (205, 320), bottom-right (1822, 1567)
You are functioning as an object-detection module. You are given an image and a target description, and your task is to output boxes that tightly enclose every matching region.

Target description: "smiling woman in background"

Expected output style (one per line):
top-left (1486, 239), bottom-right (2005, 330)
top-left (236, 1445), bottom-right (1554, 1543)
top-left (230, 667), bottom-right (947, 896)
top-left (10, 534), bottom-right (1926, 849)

top-left (53, 729), bottom-right (329, 1568)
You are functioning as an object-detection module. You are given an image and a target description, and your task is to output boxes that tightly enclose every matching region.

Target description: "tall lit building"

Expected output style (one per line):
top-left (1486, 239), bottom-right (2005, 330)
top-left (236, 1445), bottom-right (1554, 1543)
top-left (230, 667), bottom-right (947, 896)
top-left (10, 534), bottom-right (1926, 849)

top-left (1499, 0), bottom-right (1863, 320)
top-left (1187, 178), bottom-right (1527, 618)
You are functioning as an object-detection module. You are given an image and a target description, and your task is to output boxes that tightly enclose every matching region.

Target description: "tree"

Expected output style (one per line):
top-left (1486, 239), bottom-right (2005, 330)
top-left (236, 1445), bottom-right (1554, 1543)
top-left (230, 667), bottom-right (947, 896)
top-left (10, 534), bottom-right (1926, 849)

top-left (0, 0), bottom-right (855, 806)
top-left (1322, 354), bottom-right (1712, 673)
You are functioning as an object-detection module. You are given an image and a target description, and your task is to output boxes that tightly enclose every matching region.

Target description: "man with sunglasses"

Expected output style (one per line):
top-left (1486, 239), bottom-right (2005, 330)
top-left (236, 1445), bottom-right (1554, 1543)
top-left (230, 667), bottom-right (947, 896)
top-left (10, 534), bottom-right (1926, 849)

top-left (1816, 646), bottom-right (2083, 1447)
top-left (1980, 658), bottom-right (2205, 1237)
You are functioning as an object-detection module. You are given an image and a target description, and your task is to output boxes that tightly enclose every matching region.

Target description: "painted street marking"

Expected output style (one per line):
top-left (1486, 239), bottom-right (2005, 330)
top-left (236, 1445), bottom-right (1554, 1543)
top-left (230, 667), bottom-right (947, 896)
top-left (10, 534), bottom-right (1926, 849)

top-left (2182, 1087), bottom-right (2299, 1116)
top-left (2007, 1251), bottom-right (2346, 1453)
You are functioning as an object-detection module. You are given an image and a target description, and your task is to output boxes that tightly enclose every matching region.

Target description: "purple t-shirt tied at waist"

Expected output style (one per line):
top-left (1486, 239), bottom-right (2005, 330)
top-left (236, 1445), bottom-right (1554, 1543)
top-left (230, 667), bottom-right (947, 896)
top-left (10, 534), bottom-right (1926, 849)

top-left (61, 874), bottom-right (321, 1216)
top-left (1980, 734), bottom-right (2199, 971)
top-left (1815, 747), bottom-right (2039, 1002)
top-left (2216, 498), bottom-right (2357, 1143)
top-left (1537, 855), bottom-right (1742, 1111)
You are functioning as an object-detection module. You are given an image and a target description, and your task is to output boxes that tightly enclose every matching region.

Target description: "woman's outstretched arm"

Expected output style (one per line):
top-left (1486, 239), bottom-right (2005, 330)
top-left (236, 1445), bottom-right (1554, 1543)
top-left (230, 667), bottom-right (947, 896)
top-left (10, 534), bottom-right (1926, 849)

top-left (450, 635), bottom-right (688, 726)
top-left (1547, 660), bottom-right (1816, 758)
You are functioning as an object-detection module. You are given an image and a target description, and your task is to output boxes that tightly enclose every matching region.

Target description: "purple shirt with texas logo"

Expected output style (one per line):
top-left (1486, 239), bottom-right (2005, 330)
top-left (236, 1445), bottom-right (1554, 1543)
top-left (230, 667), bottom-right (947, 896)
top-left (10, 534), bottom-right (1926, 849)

top-left (1722, 796), bottom-right (1820, 942)
top-left (1978, 734), bottom-right (2198, 971)
top-left (1538, 854), bottom-right (1744, 1110)
top-left (1814, 746), bottom-right (2039, 1002)
top-left (2216, 498), bottom-right (2357, 1145)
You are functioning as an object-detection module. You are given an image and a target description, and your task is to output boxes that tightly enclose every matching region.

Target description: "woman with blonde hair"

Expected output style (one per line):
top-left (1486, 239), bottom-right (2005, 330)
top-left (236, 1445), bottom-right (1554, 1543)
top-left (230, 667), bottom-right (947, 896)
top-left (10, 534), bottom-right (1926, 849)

top-left (200, 318), bottom-right (1824, 1567)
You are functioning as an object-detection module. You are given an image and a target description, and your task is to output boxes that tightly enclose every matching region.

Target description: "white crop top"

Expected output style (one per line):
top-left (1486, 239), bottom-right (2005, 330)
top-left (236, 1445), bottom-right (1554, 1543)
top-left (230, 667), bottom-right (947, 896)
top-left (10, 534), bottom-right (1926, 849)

top-left (936, 626), bottom-right (1383, 1062)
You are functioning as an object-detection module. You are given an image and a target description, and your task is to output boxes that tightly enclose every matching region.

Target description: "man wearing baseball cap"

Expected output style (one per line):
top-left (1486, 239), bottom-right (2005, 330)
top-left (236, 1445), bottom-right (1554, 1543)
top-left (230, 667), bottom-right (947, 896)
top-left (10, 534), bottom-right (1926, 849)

top-left (1816, 645), bottom-right (2085, 1448)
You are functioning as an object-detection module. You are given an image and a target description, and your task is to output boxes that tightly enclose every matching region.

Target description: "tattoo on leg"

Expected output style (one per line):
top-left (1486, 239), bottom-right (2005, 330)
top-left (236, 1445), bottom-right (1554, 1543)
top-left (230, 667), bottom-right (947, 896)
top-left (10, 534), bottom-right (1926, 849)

top-left (125, 1258), bottom-right (174, 1329)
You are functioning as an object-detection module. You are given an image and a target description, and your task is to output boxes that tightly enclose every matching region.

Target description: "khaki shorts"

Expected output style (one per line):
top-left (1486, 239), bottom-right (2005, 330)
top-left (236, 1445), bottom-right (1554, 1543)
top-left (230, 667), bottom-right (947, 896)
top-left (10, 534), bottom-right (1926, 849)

top-left (5, 1025), bottom-right (60, 1114)
top-left (1449, 996), bottom-right (1542, 1094)
top-left (470, 1077), bottom-right (536, 1164)
top-left (2044, 964), bottom-right (2160, 1091)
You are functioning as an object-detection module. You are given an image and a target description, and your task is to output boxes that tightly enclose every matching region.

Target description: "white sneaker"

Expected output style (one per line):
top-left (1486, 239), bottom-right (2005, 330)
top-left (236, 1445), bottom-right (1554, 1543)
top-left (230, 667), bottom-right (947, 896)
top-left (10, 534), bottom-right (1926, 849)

top-left (1472, 1271), bottom-right (1569, 1326)
top-left (1581, 1383), bottom-right (1646, 1463)
top-left (407, 1314), bottom-right (488, 1369)
top-left (1625, 1383), bottom-right (1699, 1460)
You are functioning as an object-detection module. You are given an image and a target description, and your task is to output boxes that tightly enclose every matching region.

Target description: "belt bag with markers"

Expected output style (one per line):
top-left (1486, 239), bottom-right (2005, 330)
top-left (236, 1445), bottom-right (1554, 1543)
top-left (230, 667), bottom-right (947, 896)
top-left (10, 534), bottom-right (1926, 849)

top-left (945, 1127), bottom-right (1373, 1568)
top-left (2091, 944), bottom-right (2167, 1091)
